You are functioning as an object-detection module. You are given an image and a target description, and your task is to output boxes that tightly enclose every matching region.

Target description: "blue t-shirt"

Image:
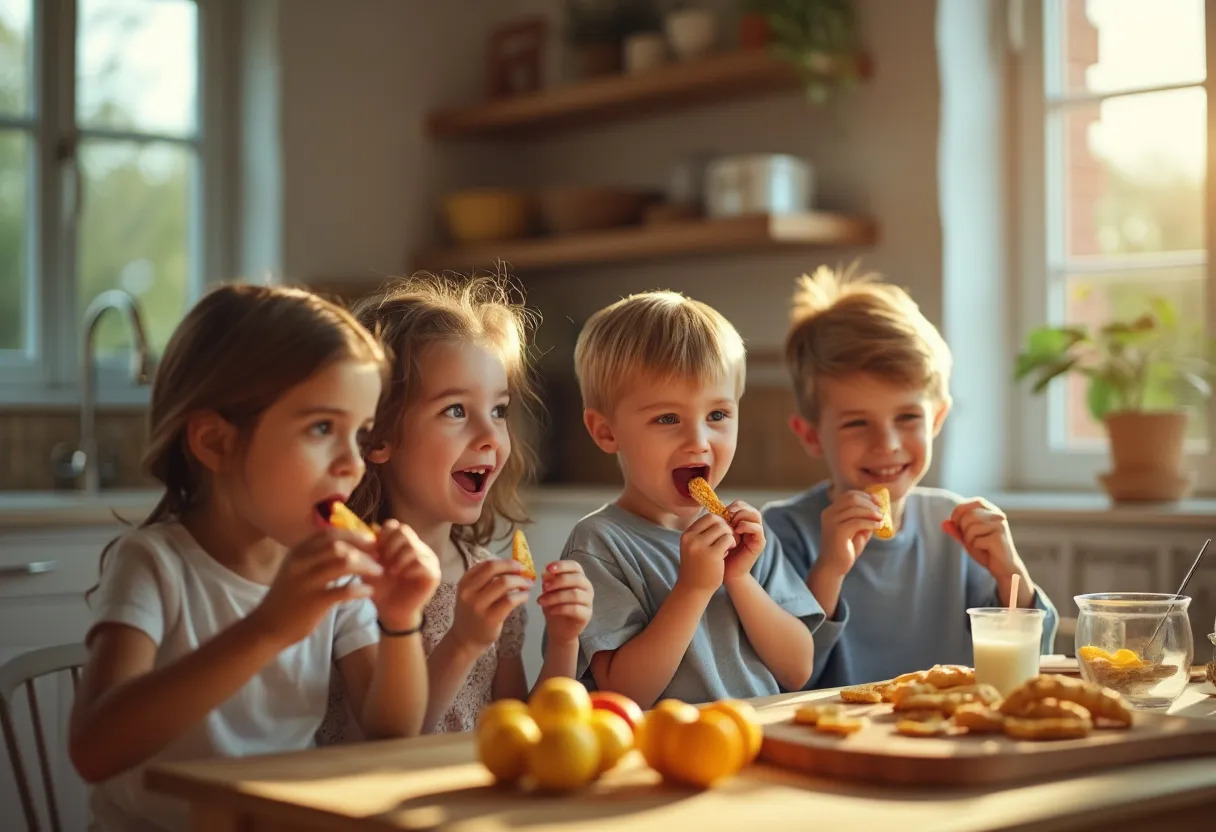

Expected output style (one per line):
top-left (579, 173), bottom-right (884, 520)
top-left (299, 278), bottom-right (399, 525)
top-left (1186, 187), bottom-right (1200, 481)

top-left (558, 503), bottom-right (824, 704)
top-left (763, 483), bottom-right (1058, 689)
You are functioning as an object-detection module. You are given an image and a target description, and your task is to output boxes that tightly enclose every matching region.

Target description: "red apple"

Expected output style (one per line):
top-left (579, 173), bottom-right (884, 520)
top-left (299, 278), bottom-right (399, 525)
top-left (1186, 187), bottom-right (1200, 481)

top-left (589, 691), bottom-right (643, 733)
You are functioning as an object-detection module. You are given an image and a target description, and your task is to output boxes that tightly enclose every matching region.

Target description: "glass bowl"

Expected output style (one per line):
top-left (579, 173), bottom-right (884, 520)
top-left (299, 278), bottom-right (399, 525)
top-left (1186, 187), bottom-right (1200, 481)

top-left (1074, 593), bottom-right (1193, 709)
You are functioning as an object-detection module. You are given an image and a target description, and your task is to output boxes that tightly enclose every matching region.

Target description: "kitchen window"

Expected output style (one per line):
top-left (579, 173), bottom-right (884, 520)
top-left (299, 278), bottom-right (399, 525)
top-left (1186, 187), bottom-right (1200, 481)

top-left (1014, 0), bottom-right (1215, 491)
top-left (0, 0), bottom-right (227, 404)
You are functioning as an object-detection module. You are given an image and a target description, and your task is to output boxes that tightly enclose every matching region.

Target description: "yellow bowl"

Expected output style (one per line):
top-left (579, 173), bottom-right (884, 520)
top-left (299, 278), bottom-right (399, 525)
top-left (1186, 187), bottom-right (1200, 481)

top-left (441, 189), bottom-right (533, 244)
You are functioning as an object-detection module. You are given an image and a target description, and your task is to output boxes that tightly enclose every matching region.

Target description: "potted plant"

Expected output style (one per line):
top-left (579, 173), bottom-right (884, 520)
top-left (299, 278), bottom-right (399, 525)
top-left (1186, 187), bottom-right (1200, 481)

top-left (743, 0), bottom-right (865, 104)
top-left (1015, 297), bottom-right (1215, 502)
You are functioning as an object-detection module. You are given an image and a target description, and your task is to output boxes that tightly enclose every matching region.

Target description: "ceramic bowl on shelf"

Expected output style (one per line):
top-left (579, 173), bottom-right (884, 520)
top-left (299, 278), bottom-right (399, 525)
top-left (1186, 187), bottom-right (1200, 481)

top-left (441, 188), bottom-right (534, 244)
top-left (537, 187), bottom-right (655, 235)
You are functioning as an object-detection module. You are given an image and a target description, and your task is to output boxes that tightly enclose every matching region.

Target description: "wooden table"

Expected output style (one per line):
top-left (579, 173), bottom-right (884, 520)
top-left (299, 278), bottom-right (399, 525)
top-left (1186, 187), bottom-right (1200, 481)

top-left (148, 685), bottom-right (1216, 832)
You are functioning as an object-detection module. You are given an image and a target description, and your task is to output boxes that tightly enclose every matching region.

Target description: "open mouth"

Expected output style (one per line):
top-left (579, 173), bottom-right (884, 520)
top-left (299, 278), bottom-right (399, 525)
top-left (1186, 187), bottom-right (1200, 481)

top-left (452, 466), bottom-right (493, 495)
top-left (314, 495), bottom-right (346, 524)
top-left (861, 464), bottom-right (910, 484)
top-left (672, 465), bottom-right (710, 500)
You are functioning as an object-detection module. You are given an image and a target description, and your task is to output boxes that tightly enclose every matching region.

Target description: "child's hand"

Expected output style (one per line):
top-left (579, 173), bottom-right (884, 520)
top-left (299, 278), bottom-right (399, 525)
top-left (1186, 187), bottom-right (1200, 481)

top-left (451, 559), bottom-right (533, 651)
top-left (723, 501), bottom-right (764, 584)
top-left (943, 499), bottom-right (1031, 602)
top-left (368, 520), bottom-right (441, 630)
top-left (251, 528), bottom-right (384, 649)
top-left (819, 489), bottom-right (885, 576)
top-left (537, 561), bottom-right (594, 644)
top-left (678, 512), bottom-right (732, 593)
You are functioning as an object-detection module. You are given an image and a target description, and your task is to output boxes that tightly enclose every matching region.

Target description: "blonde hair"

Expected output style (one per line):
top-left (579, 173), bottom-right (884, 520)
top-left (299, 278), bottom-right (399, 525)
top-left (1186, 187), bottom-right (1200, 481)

top-left (574, 291), bottom-right (746, 413)
top-left (92, 283), bottom-right (387, 594)
top-left (785, 265), bottom-right (952, 419)
top-left (349, 273), bottom-right (539, 547)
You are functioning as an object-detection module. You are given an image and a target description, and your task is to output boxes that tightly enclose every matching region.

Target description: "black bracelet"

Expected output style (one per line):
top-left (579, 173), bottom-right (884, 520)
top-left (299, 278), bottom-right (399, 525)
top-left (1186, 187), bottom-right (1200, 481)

top-left (378, 613), bottom-right (425, 637)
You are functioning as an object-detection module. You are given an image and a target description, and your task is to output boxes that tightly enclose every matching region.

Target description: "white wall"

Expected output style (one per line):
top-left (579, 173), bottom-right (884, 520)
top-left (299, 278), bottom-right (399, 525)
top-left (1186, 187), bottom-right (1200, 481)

top-left (253, 0), bottom-right (1016, 492)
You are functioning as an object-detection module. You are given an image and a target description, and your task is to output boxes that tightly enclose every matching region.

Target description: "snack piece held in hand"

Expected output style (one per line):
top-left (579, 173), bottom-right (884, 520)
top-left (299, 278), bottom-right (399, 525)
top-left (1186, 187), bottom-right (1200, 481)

top-left (512, 529), bottom-right (537, 580)
top-left (865, 485), bottom-right (895, 539)
top-left (321, 500), bottom-right (377, 541)
top-left (689, 477), bottom-right (731, 520)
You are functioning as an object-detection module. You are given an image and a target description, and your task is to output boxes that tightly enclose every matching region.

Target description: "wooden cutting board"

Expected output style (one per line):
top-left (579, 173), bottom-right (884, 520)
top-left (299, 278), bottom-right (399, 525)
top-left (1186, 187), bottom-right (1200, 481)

top-left (759, 695), bottom-right (1216, 786)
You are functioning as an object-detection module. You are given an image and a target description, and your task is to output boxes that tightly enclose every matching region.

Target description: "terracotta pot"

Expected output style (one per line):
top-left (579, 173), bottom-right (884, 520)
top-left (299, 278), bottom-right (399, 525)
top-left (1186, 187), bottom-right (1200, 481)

top-left (573, 42), bottom-right (621, 79)
top-left (1098, 410), bottom-right (1195, 502)
top-left (738, 13), bottom-right (770, 50)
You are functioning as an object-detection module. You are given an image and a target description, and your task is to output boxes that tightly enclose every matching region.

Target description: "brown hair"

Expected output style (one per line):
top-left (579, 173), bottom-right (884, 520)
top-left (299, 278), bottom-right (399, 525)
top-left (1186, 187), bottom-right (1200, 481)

top-left (92, 284), bottom-right (386, 591)
top-left (574, 290), bottom-right (746, 413)
top-left (785, 264), bottom-right (953, 419)
top-left (348, 273), bottom-right (539, 547)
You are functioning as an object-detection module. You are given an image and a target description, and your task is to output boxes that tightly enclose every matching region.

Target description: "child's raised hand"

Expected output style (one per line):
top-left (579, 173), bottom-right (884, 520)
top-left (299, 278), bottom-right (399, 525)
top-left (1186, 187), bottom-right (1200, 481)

top-left (250, 527), bottom-right (384, 649)
top-left (368, 520), bottom-right (441, 630)
top-left (819, 489), bottom-right (884, 576)
top-left (723, 501), bottom-right (764, 583)
top-left (678, 512), bottom-right (732, 593)
top-left (451, 558), bottom-right (533, 650)
top-left (537, 561), bottom-right (593, 644)
top-left (943, 499), bottom-right (1031, 605)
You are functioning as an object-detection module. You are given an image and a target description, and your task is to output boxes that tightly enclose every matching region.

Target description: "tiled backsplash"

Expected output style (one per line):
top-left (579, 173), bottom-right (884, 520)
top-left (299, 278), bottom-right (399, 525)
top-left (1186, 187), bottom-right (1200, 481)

top-left (0, 385), bottom-right (827, 492)
top-left (0, 408), bottom-right (152, 491)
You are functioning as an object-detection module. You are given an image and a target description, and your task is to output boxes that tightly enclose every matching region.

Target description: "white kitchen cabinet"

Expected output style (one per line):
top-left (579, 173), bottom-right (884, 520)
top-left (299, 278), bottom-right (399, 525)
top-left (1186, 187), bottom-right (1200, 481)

top-left (0, 525), bottom-right (121, 832)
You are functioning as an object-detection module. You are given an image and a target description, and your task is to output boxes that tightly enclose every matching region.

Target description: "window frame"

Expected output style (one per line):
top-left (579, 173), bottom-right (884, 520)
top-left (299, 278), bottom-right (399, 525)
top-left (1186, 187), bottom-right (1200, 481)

top-left (1012, 0), bottom-right (1216, 494)
top-left (0, 0), bottom-right (231, 406)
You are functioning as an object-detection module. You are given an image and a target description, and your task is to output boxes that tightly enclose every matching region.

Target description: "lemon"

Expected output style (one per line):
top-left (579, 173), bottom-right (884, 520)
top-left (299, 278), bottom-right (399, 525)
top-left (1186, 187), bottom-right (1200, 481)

top-left (635, 699), bottom-right (698, 772)
top-left (663, 710), bottom-right (745, 788)
top-left (701, 699), bottom-right (763, 764)
top-left (477, 712), bottom-right (540, 783)
top-left (477, 699), bottom-right (529, 733)
top-left (528, 677), bottom-right (592, 730)
top-left (588, 709), bottom-right (634, 774)
top-left (528, 720), bottom-right (600, 792)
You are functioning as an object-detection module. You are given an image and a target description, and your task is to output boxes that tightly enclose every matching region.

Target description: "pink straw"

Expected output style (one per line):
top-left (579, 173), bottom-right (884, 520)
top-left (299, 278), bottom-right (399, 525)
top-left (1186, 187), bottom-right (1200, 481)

top-left (1008, 574), bottom-right (1020, 612)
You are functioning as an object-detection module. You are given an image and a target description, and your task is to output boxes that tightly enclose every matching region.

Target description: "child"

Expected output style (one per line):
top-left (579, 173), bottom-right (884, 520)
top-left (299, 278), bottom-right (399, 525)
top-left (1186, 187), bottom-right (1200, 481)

top-left (338, 274), bottom-right (594, 734)
top-left (762, 266), bottom-right (1058, 689)
top-left (70, 284), bottom-right (441, 831)
top-left (559, 291), bottom-right (823, 709)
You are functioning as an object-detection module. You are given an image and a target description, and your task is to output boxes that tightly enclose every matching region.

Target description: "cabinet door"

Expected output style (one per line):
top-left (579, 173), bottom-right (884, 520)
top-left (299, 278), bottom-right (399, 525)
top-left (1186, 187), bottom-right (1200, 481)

top-left (0, 526), bottom-right (118, 832)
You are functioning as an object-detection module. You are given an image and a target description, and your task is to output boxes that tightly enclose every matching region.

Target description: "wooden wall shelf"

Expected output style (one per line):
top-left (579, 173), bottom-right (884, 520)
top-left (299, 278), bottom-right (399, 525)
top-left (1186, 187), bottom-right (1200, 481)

top-left (412, 212), bottom-right (877, 273)
top-left (426, 50), bottom-right (804, 139)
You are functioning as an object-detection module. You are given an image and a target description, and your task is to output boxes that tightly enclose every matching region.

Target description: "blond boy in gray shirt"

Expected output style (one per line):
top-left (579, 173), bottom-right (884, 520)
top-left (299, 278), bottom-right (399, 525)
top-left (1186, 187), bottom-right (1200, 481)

top-left (553, 292), bottom-right (823, 707)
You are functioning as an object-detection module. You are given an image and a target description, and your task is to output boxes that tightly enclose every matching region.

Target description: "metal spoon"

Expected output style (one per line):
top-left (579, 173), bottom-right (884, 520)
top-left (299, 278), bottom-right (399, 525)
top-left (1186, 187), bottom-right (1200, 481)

top-left (1146, 537), bottom-right (1211, 653)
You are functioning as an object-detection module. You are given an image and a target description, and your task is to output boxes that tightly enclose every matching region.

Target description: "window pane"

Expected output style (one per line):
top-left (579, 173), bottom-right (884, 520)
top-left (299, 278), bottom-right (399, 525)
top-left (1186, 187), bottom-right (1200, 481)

top-left (0, 128), bottom-right (28, 350)
top-left (77, 0), bottom-right (197, 136)
top-left (1060, 0), bottom-right (1205, 95)
top-left (78, 140), bottom-right (192, 356)
top-left (1063, 88), bottom-right (1205, 258)
top-left (1062, 268), bottom-right (1208, 445)
top-left (0, 0), bottom-right (31, 116)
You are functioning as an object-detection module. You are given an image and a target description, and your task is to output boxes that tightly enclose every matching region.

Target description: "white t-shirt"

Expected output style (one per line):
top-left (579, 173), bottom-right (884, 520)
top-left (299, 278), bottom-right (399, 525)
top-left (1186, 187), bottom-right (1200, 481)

top-left (86, 521), bottom-right (378, 832)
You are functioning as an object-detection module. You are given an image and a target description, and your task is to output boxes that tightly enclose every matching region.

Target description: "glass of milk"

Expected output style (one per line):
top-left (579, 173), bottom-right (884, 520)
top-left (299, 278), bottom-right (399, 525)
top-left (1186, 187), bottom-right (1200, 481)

top-left (968, 607), bottom-right (1046, 696)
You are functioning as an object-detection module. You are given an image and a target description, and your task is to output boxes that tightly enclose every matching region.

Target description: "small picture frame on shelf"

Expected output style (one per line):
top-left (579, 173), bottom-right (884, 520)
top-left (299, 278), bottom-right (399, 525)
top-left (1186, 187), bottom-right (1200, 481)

top-left (487, 16), bottom-right (548, 99)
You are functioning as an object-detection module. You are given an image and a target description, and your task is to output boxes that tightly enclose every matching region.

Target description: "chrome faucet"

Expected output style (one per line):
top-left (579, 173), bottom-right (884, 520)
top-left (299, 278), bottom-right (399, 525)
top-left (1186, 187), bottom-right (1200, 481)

top-left (75, 289), bottom-right (152, 493)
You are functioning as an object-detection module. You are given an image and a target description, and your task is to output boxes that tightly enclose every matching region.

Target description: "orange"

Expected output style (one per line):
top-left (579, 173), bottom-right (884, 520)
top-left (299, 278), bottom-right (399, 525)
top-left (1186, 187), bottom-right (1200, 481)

top-left (588, 710), bottom-right (634, 774)
top-left (663, 710), bottom-right (745, 788)
top-left (701, 699), bottom-right (763, 764)
top-left (1110, 648), bottom-right (1146, 668)
top-left (477, 699), bottom-right (530, 734)
top-left (634, 698), bottom-right (698, 772)
top-left (527, 720), bottom-right (600, 792)
top-left (1078, 645), bottom-right (1114, 663)
top-left (528, 677), bottom-right (592, 730)
top-left (477, 711), bottom-right (540, 783)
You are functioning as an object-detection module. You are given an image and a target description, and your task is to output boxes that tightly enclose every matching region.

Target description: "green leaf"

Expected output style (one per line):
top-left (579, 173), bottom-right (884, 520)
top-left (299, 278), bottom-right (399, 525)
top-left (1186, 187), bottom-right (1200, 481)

top-left (1149, 296), bottom-right (1179, 331)
top-left (1031, 357), bottom-right (1080, 394)
top-left (1022, 326), bottom-right (1086, 361)
top-left (1086, 376), bottom-right (1119, 421)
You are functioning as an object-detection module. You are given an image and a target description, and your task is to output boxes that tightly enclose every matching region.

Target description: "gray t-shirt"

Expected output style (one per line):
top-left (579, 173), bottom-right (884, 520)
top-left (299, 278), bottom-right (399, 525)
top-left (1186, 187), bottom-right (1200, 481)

top-left (764, 483), bottom-right (1059, 690)
top-left (560, 503), bottom-right (824, 704)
